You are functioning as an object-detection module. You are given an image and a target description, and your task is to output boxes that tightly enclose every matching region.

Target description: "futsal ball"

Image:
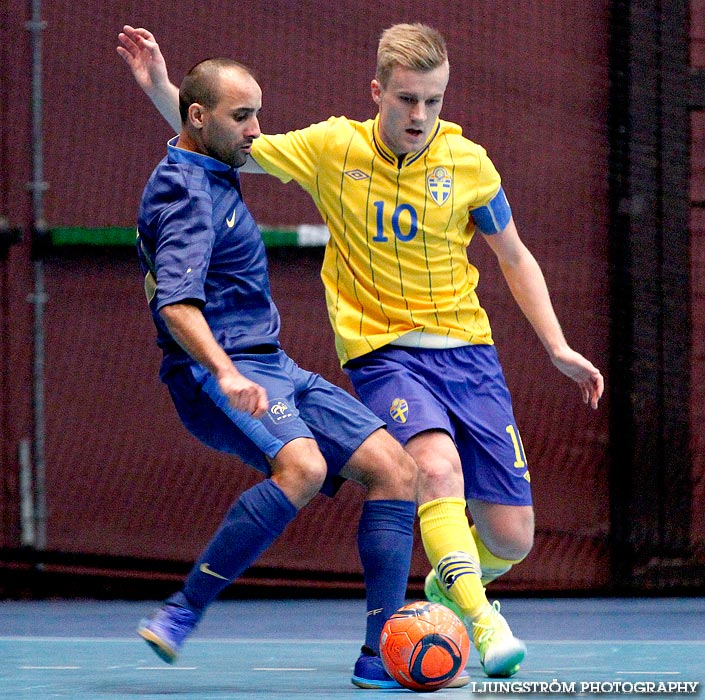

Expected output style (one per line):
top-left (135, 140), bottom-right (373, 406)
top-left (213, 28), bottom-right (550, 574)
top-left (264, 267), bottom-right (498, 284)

top-left (379, 601), bottom-right (470, 692)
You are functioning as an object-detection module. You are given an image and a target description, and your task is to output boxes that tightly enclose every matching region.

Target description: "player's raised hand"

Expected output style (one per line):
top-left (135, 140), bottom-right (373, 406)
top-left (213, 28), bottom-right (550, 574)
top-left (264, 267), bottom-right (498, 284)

top-left (550, 348), bottom-right (604, 409)
top-left (116, 25), bottom-right (170, 96)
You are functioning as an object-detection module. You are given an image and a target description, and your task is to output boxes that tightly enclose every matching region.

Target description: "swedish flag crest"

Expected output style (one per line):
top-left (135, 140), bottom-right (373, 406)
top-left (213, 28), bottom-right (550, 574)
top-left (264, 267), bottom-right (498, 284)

top-left (427, 166), bottom-right (452, 205)
top-left (389, 398), bottom-right (409, 424)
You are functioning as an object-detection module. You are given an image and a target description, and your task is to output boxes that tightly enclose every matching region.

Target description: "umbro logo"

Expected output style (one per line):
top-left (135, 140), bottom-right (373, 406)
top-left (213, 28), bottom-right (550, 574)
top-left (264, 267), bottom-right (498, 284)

top-left (344, 169), bottom-right (370, 181)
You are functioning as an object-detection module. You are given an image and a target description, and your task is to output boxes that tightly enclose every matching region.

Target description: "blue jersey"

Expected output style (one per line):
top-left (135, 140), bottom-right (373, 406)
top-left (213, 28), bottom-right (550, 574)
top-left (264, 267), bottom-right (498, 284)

top-left (137, 137), bottom-right (281, 378)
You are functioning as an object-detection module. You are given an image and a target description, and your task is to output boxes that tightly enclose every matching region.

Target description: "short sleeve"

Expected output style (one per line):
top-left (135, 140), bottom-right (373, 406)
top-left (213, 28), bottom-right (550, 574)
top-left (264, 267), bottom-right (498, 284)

top-left (153, 185), bottom-right (214, 311)
top-left (469, 146), bottom-right (511, 234)
top-left (470, 186), bottom-right (512, 234)
top-left (251, 118), bottom-right (336, 191)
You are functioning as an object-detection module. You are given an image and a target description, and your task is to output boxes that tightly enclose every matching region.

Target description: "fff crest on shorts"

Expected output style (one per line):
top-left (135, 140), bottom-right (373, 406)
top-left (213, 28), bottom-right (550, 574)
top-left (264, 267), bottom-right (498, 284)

top-left (389, 398), bottom-right (409, 424)
top-left (267, 399), bottom-right (294, 423)
top-left (427, 167), bottom-right (452, 205)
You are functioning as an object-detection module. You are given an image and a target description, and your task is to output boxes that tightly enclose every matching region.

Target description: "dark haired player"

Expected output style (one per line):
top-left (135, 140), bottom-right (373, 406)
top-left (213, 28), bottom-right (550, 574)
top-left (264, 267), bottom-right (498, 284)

top-left (120, 22), bottom-right (603, 680)
top-left (131, 55), bottom-right (470, 690)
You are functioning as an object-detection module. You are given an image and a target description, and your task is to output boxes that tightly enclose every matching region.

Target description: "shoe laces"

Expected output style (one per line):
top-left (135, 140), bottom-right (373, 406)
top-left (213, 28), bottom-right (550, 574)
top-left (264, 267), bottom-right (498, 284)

top-left (472, 600), bottom-right (509, 649)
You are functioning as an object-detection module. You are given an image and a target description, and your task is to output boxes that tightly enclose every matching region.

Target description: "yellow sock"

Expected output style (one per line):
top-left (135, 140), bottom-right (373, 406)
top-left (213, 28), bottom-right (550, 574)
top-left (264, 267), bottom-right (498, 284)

top-left (418, 497), bottom-right (488, 620)
top-left (471, 524), bottom-right (525, 586)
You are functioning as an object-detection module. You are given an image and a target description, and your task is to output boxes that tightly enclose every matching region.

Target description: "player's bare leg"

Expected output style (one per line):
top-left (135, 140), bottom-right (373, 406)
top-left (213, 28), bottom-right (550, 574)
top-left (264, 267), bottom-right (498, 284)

top-left (339, 426), bottom-right (416, 500)
top-left (342, 429), bottom-right (470, 689)
top-left (410, 430), bottom-right (526, 677)
top-left (469, 500), bottom-right (533, 583)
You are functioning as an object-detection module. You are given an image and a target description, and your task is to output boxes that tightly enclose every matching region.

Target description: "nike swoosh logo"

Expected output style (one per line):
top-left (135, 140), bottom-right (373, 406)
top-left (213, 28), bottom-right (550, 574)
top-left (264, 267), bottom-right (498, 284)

top-left (226, 209), bottom-right (236, 228)
top-left (199, 563), bottom-right (228, 580)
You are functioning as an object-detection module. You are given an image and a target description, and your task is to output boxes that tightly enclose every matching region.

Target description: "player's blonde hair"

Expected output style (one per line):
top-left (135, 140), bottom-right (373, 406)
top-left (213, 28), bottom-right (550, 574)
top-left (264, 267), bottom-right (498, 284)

top-left (376, 23), bottom-right (448, 87)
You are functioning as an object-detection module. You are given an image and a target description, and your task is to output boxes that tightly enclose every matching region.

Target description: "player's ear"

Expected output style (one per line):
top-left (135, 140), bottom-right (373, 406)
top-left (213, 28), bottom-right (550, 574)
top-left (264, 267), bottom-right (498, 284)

top-left (187, 103), bottom-right (206, 129)
top-left (371, 79), bottom-right (382, 105)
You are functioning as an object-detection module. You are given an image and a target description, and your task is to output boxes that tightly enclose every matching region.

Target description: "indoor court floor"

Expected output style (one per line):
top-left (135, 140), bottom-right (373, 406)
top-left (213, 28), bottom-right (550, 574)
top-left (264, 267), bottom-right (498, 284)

top-left (1, 597), bottom-right (703, 699)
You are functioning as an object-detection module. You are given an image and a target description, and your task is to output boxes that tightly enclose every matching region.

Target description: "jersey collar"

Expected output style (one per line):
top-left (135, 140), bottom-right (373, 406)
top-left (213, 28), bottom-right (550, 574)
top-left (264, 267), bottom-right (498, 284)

top-left (167, 136), bottom-right (239, 178)
top-left (371, 116), bottom-right (441, 168)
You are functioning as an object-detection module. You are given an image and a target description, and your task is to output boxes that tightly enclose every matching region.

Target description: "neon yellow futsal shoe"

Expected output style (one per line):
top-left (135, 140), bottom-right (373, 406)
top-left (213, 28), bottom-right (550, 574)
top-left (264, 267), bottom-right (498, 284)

top-left (471, 601), bottom-right (526, 677)
top-left (424, 568), bottom-right (465, 620)
top-left (424, 569), bottom-right (526, 677)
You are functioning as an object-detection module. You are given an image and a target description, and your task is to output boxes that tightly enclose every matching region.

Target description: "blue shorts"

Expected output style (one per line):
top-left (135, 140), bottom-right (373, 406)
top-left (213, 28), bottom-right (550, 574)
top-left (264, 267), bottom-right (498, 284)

top-left (166, 349), bottom-right (385, 496)
top-left (345, 344), bottom-right (532, 506)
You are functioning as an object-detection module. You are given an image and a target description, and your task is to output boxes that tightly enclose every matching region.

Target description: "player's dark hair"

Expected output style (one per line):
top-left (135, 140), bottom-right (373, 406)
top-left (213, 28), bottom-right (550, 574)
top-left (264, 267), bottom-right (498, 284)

top-left (179, 58), bottom-right (258, 124)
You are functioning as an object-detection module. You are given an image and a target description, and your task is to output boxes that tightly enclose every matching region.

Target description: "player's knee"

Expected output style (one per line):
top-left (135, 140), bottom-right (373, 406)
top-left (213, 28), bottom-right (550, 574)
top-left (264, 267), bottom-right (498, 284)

top-left (289, 455), bottom-right (328, 496)
top-left (506, 529), bottom-right (533, 561)
top-left (349, 430), bottom-right (417, 499)
top-left (271, 443), bottom-right (328, 506)
top-left (375, 440), bottom-right (417, 497)
top-left (415, 457), bottom-right (464, 502)
top-left (387, 444), bottom-right (417, 497)
top-left (417, 457), bottom-right (459, 483)
top-left (406, 432), bottom-right (461, 481)
top-left (486, 517), bottom-right (534, 561)
top-left (514, 509), bottom-right (535, 557)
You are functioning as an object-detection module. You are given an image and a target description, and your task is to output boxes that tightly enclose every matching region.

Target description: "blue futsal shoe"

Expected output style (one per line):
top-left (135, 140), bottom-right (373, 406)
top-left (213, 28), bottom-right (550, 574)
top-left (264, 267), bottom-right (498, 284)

top-left (351, 646), bottom-right (470, 690)
top-left (352, 647), bottom-right (401, 689)
top-left (137, 603), bottom-right (199, 663)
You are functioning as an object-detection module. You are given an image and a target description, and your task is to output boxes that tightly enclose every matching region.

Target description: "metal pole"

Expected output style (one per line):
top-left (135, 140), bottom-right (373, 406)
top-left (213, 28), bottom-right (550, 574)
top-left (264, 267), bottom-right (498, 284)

top-left (26, 0), bottom-right (48, 551)
top-left (18, 438), bottom-right (35, 547)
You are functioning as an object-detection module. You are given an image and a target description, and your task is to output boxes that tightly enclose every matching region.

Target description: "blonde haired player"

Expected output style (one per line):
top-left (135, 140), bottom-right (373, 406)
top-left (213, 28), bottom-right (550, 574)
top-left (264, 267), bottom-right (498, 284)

top-left (119, 21), bottom-right (603, 683)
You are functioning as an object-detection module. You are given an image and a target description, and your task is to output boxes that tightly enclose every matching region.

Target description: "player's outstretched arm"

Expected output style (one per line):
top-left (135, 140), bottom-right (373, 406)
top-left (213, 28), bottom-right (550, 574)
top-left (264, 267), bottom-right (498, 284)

top-left (116, 25), bottom-right (181, 133)
top-left (483, 218), bottom-right (604, 409)
top-left (116, 25), bottom-right (266, 174)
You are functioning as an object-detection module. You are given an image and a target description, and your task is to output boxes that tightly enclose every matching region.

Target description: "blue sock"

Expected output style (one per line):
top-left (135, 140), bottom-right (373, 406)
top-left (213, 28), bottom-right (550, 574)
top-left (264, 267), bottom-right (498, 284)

top-left (357, 499), bottom-right (416, 654)
top-left (172, 479), bottom-right (298, 615)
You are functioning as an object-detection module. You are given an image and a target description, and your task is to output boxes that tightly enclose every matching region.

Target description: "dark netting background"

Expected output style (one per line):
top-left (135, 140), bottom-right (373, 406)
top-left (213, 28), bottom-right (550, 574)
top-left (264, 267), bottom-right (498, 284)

top-left (4, 0), bottom-right (657, 593)
top-left (690, 0), bottom-right (705, 570)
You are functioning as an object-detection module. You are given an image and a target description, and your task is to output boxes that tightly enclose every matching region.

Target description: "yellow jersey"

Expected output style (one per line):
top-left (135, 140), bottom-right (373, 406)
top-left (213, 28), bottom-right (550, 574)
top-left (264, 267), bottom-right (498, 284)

top-left (252, 115), bottom-right (505, 365)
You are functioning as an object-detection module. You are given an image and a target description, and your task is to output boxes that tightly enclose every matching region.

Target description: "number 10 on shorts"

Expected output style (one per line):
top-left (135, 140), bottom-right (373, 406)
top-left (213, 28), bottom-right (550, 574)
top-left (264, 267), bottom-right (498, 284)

top-left (506, 424), bottom-right (527, 468)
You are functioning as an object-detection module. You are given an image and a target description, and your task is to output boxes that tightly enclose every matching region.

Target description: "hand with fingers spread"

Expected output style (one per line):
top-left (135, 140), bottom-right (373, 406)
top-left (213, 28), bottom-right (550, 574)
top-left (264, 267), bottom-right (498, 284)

top-left (116, 25), bottom-right (169, 95)
top-left (117, 25), bottom-right (181, 131)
